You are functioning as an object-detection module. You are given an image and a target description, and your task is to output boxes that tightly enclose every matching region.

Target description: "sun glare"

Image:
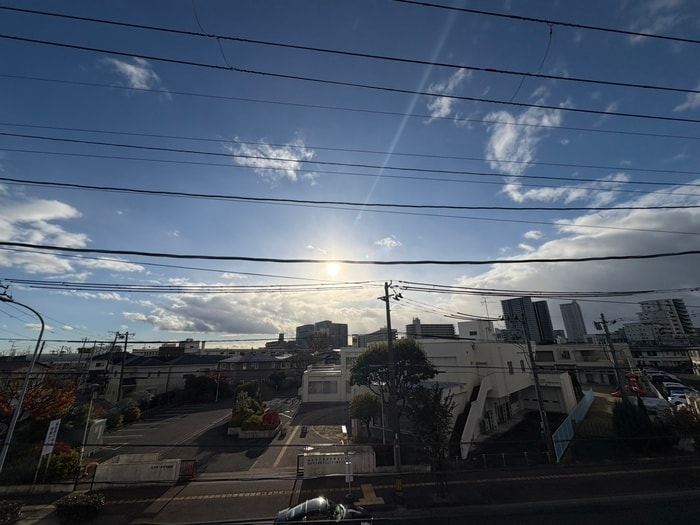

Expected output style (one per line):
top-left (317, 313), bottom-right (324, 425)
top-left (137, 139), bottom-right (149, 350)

top-left (326, 262), bottom-right (340, 277)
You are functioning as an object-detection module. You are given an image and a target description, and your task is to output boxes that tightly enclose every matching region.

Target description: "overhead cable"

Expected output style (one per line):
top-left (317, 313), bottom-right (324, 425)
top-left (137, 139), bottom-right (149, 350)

top-left (1, 241), bottom-right (698, 265)
top-left (2, 34), bottom-right (699, 125)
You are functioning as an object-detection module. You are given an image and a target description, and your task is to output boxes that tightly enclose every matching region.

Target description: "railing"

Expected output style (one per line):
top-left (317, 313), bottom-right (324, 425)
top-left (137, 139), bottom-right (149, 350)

top-left (551, 388), bottom-right (595, 462)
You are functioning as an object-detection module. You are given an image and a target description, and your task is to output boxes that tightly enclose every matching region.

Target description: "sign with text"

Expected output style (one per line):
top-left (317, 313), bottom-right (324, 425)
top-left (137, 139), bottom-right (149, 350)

top-left (41, 419), bottom-right (61, 457)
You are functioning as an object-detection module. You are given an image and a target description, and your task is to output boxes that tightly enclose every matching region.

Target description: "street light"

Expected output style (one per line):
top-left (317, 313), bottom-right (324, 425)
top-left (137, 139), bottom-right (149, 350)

top-left (0, 292), bottom-right (46, 475)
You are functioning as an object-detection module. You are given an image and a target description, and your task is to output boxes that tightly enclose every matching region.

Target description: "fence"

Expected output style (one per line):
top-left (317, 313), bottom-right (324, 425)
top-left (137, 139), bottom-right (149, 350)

top-left (552, 388), bottom-right (595, 462)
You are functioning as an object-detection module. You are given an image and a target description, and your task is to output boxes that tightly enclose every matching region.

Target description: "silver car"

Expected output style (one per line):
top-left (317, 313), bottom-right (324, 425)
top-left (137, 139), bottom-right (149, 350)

top-left (274, 496), bottom-right (372, 524)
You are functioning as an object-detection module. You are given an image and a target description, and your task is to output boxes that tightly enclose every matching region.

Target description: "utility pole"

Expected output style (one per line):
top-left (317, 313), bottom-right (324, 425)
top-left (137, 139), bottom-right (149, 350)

top-left (518, 316), bottom-right (556, 463)
top-left (116, 332), bottom-right (132, 402)
top-left (380, 282), bottom-right (403, 501)
top-left (0, 289), bottom-right (46, 476)
top-left (598, 314), bottom-right (628, 402)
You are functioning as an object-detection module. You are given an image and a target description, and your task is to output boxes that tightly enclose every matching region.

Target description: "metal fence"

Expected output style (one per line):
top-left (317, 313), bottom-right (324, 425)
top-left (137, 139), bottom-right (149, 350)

top-left (552, 388), bottom-right (595, 462)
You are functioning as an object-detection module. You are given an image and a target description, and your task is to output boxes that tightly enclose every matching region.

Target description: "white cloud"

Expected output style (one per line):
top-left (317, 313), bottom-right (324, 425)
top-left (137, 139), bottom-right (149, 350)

top-left (484, 96), bottom-right (565, 176)
top-left (450, 182), bottom-right (700, 326)
top-left (306, 244), bottom-right (328, 255)
top-left (374, 235), bottom-right (402, 249)
top-left (524, 230), bottom-right (542, 240)
top-left (503, 172), bottom-right (630, 205)
top-left (104, 57), bottom-right (169, 96)
top-left (674, 84), bottom-right (700, 112)
top-left (426, 68), bottom-right (471, 121)
top-left (627, 0), bottom-right (685, 44)
top-left (229, 138), bottom-right (315, 183)
top-left (518, 243), bottom-right (535, 252)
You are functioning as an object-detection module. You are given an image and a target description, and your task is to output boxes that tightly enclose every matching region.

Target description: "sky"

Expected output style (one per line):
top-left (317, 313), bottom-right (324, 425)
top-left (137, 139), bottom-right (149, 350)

top-left (1, 0), bottom-right (700, 353)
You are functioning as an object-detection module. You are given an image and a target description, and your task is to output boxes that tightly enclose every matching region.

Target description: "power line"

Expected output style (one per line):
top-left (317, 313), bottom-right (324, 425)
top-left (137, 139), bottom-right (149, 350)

top-left (5, 74), bottom-right (700, 143)
top-left (2, 176), bottom-right (698, 213)
top-left (1, 240), bottom-right (698, 265)
top-left (4, 132), bottom-right (700, 190)
top-left (3, 33), bottom-right (700, 125)
top-left (4, 121), bottom-right (700, 178)
top-left (393, 0), bottom-right (700, 46)
top-left (5, 147), bottom-right (699, 201)
top-left (2, 6), bottom-right (699, 97)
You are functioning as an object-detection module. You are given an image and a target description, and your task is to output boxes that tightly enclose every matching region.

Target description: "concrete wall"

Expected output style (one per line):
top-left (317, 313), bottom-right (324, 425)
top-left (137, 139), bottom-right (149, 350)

top-left (301, 448), bottom-right (375, 477)
top-left (92, 455), bottom-right (181, 488)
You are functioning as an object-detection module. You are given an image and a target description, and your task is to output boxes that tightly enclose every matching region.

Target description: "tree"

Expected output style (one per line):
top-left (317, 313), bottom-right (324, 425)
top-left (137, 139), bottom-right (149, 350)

top-left (0, 378), bottom-right (77, 422)
top-left (407, 383), bottom-right (456, 469)
top-left (184, 375), bottom-right (217, 402)
top-left (350, 338), bottom-right (438, 433)
top-left (268, 371), bottom-right (286, 391)
top-left (350, 392), bottom-right (380, 438)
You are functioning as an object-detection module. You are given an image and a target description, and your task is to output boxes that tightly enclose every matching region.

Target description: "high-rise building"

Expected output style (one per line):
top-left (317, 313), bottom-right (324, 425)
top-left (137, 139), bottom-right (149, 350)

top-left (501, 297), bottom-right (541, 343)
top-left (637, 299), bottom-right (695, 340)
top-left (560, 300), bottom-right (587, 343)
top-left (533, 301), bottom-right (555, 344)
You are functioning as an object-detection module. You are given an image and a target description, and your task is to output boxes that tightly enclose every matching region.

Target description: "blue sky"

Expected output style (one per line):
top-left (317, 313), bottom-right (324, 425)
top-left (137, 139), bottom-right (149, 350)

top-left (1, 0), bottom-right (700, 353)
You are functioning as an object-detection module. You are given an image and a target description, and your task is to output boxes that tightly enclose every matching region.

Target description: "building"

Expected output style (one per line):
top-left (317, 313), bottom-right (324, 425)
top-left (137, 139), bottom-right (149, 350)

top-left (560, 300), bottom-right (587, 343)
top-left (533, 342), bottom-right (633, 386)
top-left (405, 317), bottom-right (455, 339)
top-left (352, 328), bottom-right (397, 347)
top-left (637, 299), bottom-right (695, 341)
top-left (533, 301), bottom-right (555, 344)
top-left (296, 321), bottom-right (349, 349)
top-left (458, 320), bottom-right (496, 341)
top-left (501, 297), bottom-right (541, 343)
top-left (300, 337), bottom-right (578, 459)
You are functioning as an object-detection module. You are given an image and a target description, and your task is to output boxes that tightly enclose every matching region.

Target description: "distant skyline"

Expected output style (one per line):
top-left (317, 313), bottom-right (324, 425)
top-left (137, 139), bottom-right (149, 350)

top-left (1, 1), bottom-right (699, 354)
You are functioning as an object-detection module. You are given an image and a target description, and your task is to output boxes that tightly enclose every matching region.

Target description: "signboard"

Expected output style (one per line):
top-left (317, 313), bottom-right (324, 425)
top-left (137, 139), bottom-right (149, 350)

top-left (41, 419), bottom-right (61, 457)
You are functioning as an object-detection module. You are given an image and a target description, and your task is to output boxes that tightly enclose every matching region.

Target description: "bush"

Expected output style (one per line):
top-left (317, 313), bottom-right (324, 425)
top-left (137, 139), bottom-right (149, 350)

top-left (0, 500), bottom-right (23, 525)
top-left (54, 492), bottom-right (105, 524)
top-left (121, 404), bottom-right (141, 424)
top-left (46, 450), bottom-right (80, 482)
top-left (106, 409), bottom-right (123, 430)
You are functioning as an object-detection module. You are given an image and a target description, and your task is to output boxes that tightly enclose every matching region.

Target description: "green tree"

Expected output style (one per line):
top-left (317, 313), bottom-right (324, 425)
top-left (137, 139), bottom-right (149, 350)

top-left (350, 338), bottom-right (437, 434)
top-left (184, 375), bottom-right (217, 402)
top-left (230, 391), bottom-right (263, 427)
top-left (268, 371), bottom-right (286, 391)
top-left (350, 392), bottom-right (380, 438)
top-left (407, 383), bottom-right (456, 469)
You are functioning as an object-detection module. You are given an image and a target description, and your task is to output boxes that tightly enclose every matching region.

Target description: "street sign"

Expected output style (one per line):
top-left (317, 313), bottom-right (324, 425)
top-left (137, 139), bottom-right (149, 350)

top-left (41, 419), bottom-right (61, 457)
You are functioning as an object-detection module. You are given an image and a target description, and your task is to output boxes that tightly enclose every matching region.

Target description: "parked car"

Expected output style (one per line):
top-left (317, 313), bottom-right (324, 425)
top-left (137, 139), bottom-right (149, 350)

top-left (274, 496), bottom-right (372, 524)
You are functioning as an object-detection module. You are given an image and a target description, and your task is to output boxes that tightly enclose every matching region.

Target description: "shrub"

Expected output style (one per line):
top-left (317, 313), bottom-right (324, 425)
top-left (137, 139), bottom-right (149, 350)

top-left (0, 500), bottom-right (23, 525)
top-left (54, 492), bottom-right (105, 524)
top-left (46, 450), bottom-right (80, 482)
top-left (121, 404), bottom-right (141, 424)
top-left (106, 409), bottom-right (123, 430)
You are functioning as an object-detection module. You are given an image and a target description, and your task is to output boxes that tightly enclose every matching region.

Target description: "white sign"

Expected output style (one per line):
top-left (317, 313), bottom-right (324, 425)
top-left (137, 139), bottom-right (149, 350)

top-left (41, 419), bottom-right (61, 457)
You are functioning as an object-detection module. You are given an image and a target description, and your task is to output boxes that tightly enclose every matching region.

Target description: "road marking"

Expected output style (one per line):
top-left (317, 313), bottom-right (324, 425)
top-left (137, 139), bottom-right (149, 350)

top-left (272, 425), bottom-right (297, 468)
top-left (357, 484), bottom-right (384, 505)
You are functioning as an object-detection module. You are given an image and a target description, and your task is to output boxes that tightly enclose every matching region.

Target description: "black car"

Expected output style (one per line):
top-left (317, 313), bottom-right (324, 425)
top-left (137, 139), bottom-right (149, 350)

top-left (274, 496), bottom-right (372, 524)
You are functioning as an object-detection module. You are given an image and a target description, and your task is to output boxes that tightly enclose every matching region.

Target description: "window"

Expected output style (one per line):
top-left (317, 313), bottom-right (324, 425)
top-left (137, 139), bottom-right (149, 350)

top-left (520, 360), bottom-right (526, 372)
top-left (308, 381), bottom-right (338, 394)
top-left (507, 361), bottom-right (513, 374)
top-left (469, 331), bottom-right (478, 336)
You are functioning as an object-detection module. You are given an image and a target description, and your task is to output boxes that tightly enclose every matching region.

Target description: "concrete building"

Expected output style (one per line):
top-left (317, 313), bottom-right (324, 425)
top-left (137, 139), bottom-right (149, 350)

top-left (300, 338), bottom-right (578, 459)
top-left (296, 320), bottom-right (349, 349)
top-left (560, 300), bottom-right (587, 343)
top-left (533, 301), bottom-right (555, 344)
top-left (405, 317), bottom-right (455, 339)
top-left (637, 299), bottom-right (695, 341)
top-left (501, 297), bottom-right (541, 343)
top-left (352, 328), bottom-right (397, 347)
top-left (458, 320), bottom-right (496, 341)
top-left (533, 342), bottom-right (634, 387)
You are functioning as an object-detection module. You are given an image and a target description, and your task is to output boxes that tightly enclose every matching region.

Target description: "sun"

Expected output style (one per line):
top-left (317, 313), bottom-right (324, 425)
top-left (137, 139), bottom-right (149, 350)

top-left (326, 262), bottom-right (340, 277)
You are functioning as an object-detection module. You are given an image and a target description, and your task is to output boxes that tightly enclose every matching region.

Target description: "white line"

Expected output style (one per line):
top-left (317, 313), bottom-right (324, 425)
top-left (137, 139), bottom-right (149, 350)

top-left (272, 426), bottom-right (297, 468)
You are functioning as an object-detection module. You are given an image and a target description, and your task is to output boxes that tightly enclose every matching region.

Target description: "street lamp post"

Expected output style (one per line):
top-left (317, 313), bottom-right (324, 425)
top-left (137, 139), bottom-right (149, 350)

top-left (0, 293), bottom-right (46, 476)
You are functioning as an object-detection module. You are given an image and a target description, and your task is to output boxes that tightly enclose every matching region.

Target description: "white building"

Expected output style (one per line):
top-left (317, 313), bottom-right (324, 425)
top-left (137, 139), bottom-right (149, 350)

top-left (300, 337), bottom-right (578, 459)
